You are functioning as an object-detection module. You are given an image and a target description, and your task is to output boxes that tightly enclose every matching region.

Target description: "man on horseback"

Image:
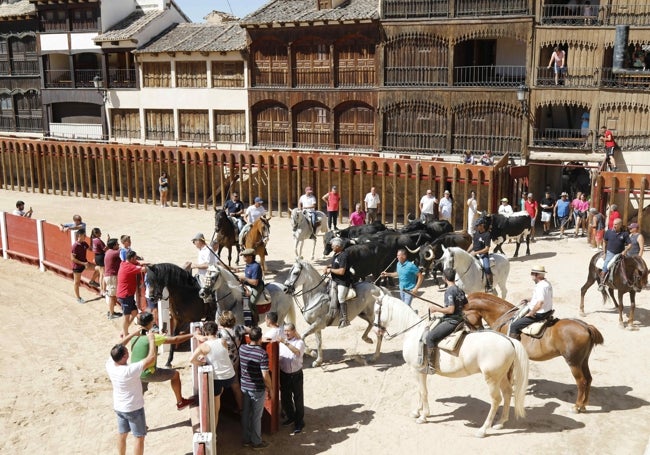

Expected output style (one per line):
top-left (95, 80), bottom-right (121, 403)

top-left (238, 248), bottom-right (265, 326)
top-left (325, 237), bottom-right (353, 328)
top-left (188, 233), bottom-right (217, 285)
top-left (467, 218), bottom-right (494, 292)
top-left (224, 192), bottom-right (245, 234)
top-left (240, 197), bottom-right (267, 247)
top-left (299, 186), bottom-right (318, 239)
top-left (509, 265), bottom-right (553, 340)
top-left (600, 218), bottom-right (631, 291)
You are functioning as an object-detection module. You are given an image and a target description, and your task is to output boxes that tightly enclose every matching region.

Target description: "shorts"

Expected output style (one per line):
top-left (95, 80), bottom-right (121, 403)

top-left (141, 367), bottom-right (175, 392)
top-left (116, 407), bottom-right (146, 437)
top-left (213, 375), bottom-right (235, 396)
top-left (94, 253), bottom-right (105, 267)
top-left (72, 267), bottom-right (85, 274)
top-left (118, 295), bottom-right (137, 315)
top-left (595, 229), bottom-right (604, 243)
top-left (159, 186), bottom-right (168, 193)
top-left (529, 217), bottom-right (535, 227)
top-left (104, 276), bottom-right (117, 296)
top-left (605, 145), bottom-right (615, 156)
top-left (541, 212), bottom-right (551, 223)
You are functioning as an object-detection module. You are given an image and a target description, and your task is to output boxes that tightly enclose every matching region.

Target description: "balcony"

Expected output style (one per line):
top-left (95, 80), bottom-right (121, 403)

top-left (453, 65), bottom-right (525, 87)
top-left (71, 17), bottom-right (99, 32)
top-left (382, 0), bottom-right (449, 19)
top-left (604, 3), bottom-right (650, 26)
top-left (293, 67), bottom-right (330, 88)
top-left (385, 66), bottom-right (447, 86)
top-left (456, 0), bottom-right (529, 16)
top-left (533, 128), bottom-right (590, 149)
top-left (107, 68), bottom-right (136, 89)
top-left (602, 68), bottom-right (650, 90)
top-left (452, 133), bottom-right (522, 157)
top-left (614, 130), bottom-right (650, 150)
top-left (337, 66), bottom-right (376, 87)
top-left (49, 122), bottom-right (103, 140)
top-left (41, 19), bottom-right (68, 32)
top-left (44, 69), bottom-right (72, 88)
top-left (253, 69), bottom-right (288, 88)
top-left (12, 60), bottom-right (39, 76)
top-left (381, 0), bottom-right (529, 19)
top-left (540, 3), bottom-right (599, 26)
top-left (75, 69), bottom-right (101, 88)
top-left (16, 116), bottom-right (43, 133)
top-left (535, 66), bottom-right (599, 87)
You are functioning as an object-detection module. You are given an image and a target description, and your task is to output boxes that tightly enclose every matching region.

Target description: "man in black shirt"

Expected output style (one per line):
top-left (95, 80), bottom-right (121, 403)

top-left (540, 191), bottom-right (555, 235)
top-left (467, 218), bottom-right (493, 292)
top-left (325, 237), bottom-right (352, 328)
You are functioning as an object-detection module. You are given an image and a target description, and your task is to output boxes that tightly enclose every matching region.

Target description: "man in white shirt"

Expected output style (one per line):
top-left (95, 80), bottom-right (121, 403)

top-left (240, 197), bottom-right (267, 246)
top-left (279, 323), bottom-right (306, 435)
top-left (438, 190), bottom-right (453, 222)
top-left (106, 330), bottom-right (156, 455)
top-left (419, 190), bottom-right (437, 222)
top-left (364, 187), bottom-right (380, 224)
top-left (189, 233), bottom-right (216, 283)
top-left (498, 198), bottom-right (514, 216)
top-left (509, 264), bottom-right (553, 340)
top-left (13, 200), bottom-right (33, 217)
top-left (298, 186), bottom-right (318, 238)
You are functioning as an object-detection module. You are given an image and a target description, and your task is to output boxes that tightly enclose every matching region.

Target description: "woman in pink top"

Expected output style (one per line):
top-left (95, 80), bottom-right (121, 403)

top-left (349, 203), bottom-right (366, 226)
top-left (574, 194), bottom-right (590, 237)
top-left (322, 185), bottom-right (341, 230)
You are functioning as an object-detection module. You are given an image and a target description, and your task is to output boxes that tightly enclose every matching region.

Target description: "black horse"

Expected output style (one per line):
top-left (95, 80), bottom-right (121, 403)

top-left (580, 253), bottom-right (648, 329)
top-left (213, 209), bottom-right (240, 267)
top-left (146, 263), bottom-right (215, 366)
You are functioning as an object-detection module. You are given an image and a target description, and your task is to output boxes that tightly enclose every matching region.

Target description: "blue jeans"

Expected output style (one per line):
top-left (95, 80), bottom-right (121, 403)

top-left (115, 407), bottom-right (147, 437)
top-left (602, 250), bottom-right (616, 273)
top-left (400, 289), bottom-right (413, 306)
top-left (241, 388), bottom-right (266, 445)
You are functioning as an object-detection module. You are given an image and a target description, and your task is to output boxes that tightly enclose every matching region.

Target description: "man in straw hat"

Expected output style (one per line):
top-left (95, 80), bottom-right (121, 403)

top-left (498, 197), bottom-right (513, 216)
top-left (238, 248), bottom-right (265, 326)
top-left (324, 237), bottom-right (353, 328)
top-left (508, 264), bottom-right (554, 340)
top-left (186, 232), bottom-right (216, 284)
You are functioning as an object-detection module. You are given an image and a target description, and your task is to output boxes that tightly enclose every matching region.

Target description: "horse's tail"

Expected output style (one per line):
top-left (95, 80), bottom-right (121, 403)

top-left (510, 339), bottom-right (529, 419)
top-left (587, 324), bottom-right (604, 346)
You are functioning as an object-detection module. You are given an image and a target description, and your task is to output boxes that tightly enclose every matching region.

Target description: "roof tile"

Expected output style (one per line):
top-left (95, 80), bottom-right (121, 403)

top-left (135, 22), bottom-right (246, 54)
top-left (241, 0), bottom-right (378, 26)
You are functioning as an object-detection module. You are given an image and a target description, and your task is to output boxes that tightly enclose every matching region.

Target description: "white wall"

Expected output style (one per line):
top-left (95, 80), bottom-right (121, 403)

top-left (132, 7), bottom-right (189, 48)
top-left (101, 0), bottom-right (136, 32)
top-left (40, 34), bottom-right (70, 52)
top-left (71, 33), bottom-right (102, 52)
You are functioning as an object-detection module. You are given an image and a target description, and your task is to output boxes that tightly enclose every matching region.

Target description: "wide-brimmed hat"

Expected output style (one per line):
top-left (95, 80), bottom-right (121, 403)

top-left (241, 248), bottom-right (256, 256)
top-left (501, 198), bottom-right (508, 202)
top-left (191, 233), bottom-right (205, 242)
top-left (531, 264), bottom-right (547, 275)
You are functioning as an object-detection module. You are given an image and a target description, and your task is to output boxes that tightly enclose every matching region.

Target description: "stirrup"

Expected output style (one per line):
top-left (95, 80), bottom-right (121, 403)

top-left (338, 319), bottom-right (350, 329)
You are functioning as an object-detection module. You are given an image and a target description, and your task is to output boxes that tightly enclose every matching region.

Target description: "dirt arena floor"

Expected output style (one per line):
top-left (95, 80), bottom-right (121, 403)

top-left (1, 190), bottom-right (649, 455)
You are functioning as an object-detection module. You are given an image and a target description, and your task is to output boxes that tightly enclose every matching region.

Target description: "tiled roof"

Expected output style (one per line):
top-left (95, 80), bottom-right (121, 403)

top-left (0, 0), bottom-right (35, 19)
top-left (135, 22), bottom-right (246, 54)
top-left (241, 0), bottom-right (378, 26)
top-left (95, 9), bottom-right (165, 42)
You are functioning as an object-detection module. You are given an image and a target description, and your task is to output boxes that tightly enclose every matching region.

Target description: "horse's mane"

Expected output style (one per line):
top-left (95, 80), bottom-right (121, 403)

top-left (383, 294), bottom-right (419, 330)
top-left (466, 292), bottom-right (514, 311)
top-left (215, 265), bottom-right (243, 292)
top-left (147, 263), bottom-right (199, 292)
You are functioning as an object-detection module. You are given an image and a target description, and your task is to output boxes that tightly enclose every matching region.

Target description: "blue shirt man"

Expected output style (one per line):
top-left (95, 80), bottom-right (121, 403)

top-left (554, 192), bottom-right (572, 236)
top-left (381, 248), bottom-right (423, 306)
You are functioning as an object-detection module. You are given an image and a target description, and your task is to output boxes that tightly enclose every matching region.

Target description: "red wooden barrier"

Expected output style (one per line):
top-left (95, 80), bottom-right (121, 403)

top-left (5, 214), bottom-right (39, 265)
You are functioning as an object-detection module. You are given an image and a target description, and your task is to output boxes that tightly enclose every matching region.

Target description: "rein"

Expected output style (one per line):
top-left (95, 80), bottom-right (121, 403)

top-left (373, 297), bottom-right (429, 340)
top-left (285, 263), bottom-right (330, 312)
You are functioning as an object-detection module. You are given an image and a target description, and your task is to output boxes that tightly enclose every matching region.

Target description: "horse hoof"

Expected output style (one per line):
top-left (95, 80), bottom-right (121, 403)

top-left (310, 350), bottom-right (318, 358)
top-left (409, 410), bottom-right (420, 419)
top-left (475, 429), bottom-right (487, 438)
top-left (165, 363), bottom-right (172, 368)
top-left (415, 416), bottom-right (427, 424)
top-left (618, 322), bottom-right (625, 329)
top-left (362, 336), bottom-right (373, 344)
top-left (492, 423), bottom-right (504, 430)
top-left (578, 311), bottom-right (586, 317)
top-left (312, 360), bottom-right (322, 368)
top-left (627, 325), bottom-right (639, 331)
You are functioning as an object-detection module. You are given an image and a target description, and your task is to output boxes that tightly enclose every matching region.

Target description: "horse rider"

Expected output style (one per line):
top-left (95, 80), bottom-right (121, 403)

top-left (186, 233), bottom-right (217, 285)
top-left (224, 192), bottom-right (245, 234)
top-left (467, 217), bottom-right (493, 292)
top-left (324, 237), bottom-right (352, 328)
top-left (298, 186), bottom-right (318, 239)
top-left (509, 264), bottom-right (553, 340)
top-left (238, 248), bottom-right (265, 327)
top-left (240, 197), bottom-right (267, 247)
top-left (600, 218), bottom-right (631, 290)
top-left (422, 267), bottom-right (468, 371)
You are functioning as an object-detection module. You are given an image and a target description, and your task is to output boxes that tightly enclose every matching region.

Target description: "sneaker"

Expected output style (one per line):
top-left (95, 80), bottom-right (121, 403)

top-left (108, 313), bottom-right (121, 320)
top-left (252, 441), bottom-right (269, 450)
top-left (291, 426), bottom-right (303, 436)
top-left (88, 280), bottom-right (100, 288)
top-left (77, 297), bottom-right (85, 304)
top-left (176, 397), bottom-right (196, 410)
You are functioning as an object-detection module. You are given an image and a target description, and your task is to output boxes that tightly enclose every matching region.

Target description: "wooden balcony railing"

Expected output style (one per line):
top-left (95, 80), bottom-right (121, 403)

top-left (252, 69), bottom-right (288, 88)
top-left (108, 68), bottom-right (136, 89)
top-left (71, 18), bottom-right (99, 32)
top-left (11, 60), bottom-right (39, 76)
top-left (613, 130), bottom-right (650, 150)
top-left (452, 134), bottom-right (522, 157)
top-left (145, 129), bottom-right (175, 142)
top-left (41, 19), bottom-right (68, 32)
top-left (293, 67), bottom-right (330, 88)
top-left (453, 65), bottom-right (525, 87)
top-left (16, 116), bottom-right (43, 133)
top-left (337, 66), bottom-right (376, 87)
top-left (111, 128), bottom-right (141, 140)
top-left (382, 0), bottom-right (449, 19)
top-left (602, 68), bottom-right (650, 90)
top-left (455, 0), bottom-right (529, 16)
top-left (604, 3), bottom-right (650, 26)
top-left (536, 66), bottom-right (599, 87)
top-left (381, 0), bottom-right (529, 19)
top-left (385, 67), bottom-right (448, 86)
top-left (44, 69), bottom-right (72, 88)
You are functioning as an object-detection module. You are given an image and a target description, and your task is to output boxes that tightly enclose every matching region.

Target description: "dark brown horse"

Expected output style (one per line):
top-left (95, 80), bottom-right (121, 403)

top-left (244, 216), bottom-right (270, 275)
top-left (463, 292), bottom-right (604, 413)
top-left (580, 253), bottom-right (648, 329)
top-left (213, 209), bottom-right (240, 267)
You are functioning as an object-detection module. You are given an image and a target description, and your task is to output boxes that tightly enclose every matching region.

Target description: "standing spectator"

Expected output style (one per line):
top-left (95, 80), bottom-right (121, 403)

top-left (298, 186), bottom-right (318, 238)
top-left (263, 311), bottom-right (282, 341)
top-left (106, 330), bottom-right (156, 455)
top-left (574, 193), bottom-right (590, 237)
top-left (626, 223), bottom-right (644, 259)
top-left (322, 185), bottom-right (341, 231)
top-left (461, 149), bottom-right (475, 164)
top-left (607, 204), bottom-right (621, 230)
top-left (524, 193), bottom-right (539, 241)
top-left (438, 190), bottom-right (453, 222)
top-left (600, 126), bottom-right (618, 171)
top-left (217, 310), bottom-right (245, 412)
top-left (554, 192), bottom-right (572, 238)
top-left (349, 203), bottom-right (365, 226)
top-left (190, 320), bottom-right (236, 432)
top-left (419, 189), bottom-right (437, 222)
top-left (119, 235), bottom-right (133, 262)
top-left (104, 238), bottom-right (122, 319)
top-left (325, 237), bottom-right (353, 328)
top-left (540, 191), bottom-right (555, 235)
top-left (241, 197), bottom-right (267, 246)
top-left (600, 218), bottom-right (631, 289)
top-left (131, 312), bottom-right (196, 410)
top-left (380, 248), bottom-right (423, 307)
top-left (117, 251), bottom-right (147, 338)
top-left (225, 192), bottom-right (245, 233)
top-left (12, 200), bottom-right (32, 217)
top-left (479, 150), bottom-right (494, 166)
top-left (239, 326), bottom-right (273, 450)
top-left (364, 187), bottom-right (380, 224)
top-left (467, 191), bottom-right (478, 235)
top-left (498, 197), bottom-right (513, 216)
top-left (589, 207), bottom-right (606, 250)
top-left (187, 233), bottom-right (216, 284)
top-left (159, 171), bottom-right (170, 208)
top-left (89, 227), bottom-right (105, 291)
top-left (60, 214), bottom-right (86, 232)
top-left (571, 192), bottom-right (583, 235)
top-left (71, 229), bottom-right (90, 304)
top-left (547, 46), bottom-right (566, 85)
top-left (279, 323), bottom-right (306, 435)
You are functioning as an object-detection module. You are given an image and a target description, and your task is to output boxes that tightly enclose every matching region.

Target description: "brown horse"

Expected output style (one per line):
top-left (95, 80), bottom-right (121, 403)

top-left (463, 292), bottom-right (604, 413)
top-left (580, 253), bottom-right (648, 329)
top-left (213, 208), bottom-right (240, 267)
top-left (244, 216), bottom-right (270, 275)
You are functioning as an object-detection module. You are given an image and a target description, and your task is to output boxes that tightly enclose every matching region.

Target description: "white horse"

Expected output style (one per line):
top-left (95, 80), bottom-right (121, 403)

top-left (373, 294), bottom-right (528, 438)
top-left (283, 259), bottom-right (383, 367)
top-left (198, 264), bottom-right (295, 327)
top-left (439, 246), bottom-right (510, 298)
top-left (290, 208), bottom-right (328, 260)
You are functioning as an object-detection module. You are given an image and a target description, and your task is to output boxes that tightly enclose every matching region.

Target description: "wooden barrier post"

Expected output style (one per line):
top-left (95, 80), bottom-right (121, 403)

top-left (0, 211), bottom-right (7, 259)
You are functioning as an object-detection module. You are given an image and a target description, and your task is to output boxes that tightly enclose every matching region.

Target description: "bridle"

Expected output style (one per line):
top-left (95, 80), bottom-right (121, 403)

top-left (200, 267), bottom-right (236, 312)
top-left (284, 262), bottom-right (330, 312)
top-left (372, 296), bottom-right (428, 340)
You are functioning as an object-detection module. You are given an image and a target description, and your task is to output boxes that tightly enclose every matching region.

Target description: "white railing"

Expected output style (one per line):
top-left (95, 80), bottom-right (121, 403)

top-left (49, 123), bottom-right (103, 140)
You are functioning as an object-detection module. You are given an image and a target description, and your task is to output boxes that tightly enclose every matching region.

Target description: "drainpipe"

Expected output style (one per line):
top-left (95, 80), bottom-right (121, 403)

top-left (612, 25), bottom-right (629, 73)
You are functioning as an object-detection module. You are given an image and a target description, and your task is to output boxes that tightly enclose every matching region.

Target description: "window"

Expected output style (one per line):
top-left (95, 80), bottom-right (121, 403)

top-left (41, 9), bottom-right (67, 32)
top-left (145, 109), bottom-right (174, 141)
top-left (175, 61), bottom-right (207, 88)
top-left (295, 106), bottom-right (331, 148)
top-left (71, 8), bottom-right (98, 31)
top-left (179, 110), bottom-right (209, 142)
top-left (214, 110), bottom-right (245, 142)
top-left (142, 62), bottom-right (171, 88)
top-left (111, 109), bottom-right (140, 139)
top-left (0, 95), bottom-right (14, 130)
top-left (212, 61), bottom-right (244, 87)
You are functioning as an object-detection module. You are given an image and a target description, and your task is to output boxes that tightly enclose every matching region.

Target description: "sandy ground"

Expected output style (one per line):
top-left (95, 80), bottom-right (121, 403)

top-left (1, 189), bottom-right (650, 455)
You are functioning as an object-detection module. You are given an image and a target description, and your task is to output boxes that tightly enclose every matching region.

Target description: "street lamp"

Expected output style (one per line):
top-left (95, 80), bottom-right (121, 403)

top-left (516, 84), bottom-right (529, 116)
top-left (93, 75), bottom-right (108, 103)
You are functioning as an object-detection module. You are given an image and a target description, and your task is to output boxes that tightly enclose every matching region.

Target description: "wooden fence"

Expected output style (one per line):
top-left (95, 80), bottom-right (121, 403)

top-left (0, 137), bottom-right (515, 229)
top-left (592, 171), bottom-right (650, 229)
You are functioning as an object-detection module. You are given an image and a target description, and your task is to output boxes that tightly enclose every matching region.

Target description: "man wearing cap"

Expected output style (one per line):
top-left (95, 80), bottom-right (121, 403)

top-left (322, 185), bottom-right (340, 230)
top-left (554, 192), bottom-right (572, 238)
top-left (299, 186), bottom-right (318, 239)
top-left (626, 223), bottom-right (644, 259)
top-left (239, 248), bottom-right (265, 326)
top-left (325, 237), bottom-right (353, 328)
top-left (600, 218), bottom-right (631, 289)
top-left (241, 197), bottom-right (267, 246)
top-left (130, 312), bottom-right (196, 410)
top-left (438, 190), bottom-right (453, 222)
top-left (188, 233), bottom-right (216, 284)
top-left (498, 197), bottom-right (513, 216)
top-left (467, 218), bottom-right (494, 292)
top-left (509, 265), bottom-right (553, 340)
top-left (225, 192), bottom-right (245, 233)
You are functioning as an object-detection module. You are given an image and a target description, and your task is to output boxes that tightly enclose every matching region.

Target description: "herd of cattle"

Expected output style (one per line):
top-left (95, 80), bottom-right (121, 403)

top-left (322, 211), bottom-right (533, 282)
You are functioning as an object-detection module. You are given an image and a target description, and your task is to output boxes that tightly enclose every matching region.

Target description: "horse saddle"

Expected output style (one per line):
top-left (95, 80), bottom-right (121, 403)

top-left (595, 253), bottom-right (621, 271)
top-left (520, 310), bottom-right (557, 339)
top-left (425, 319), bottom-right (468, 355)
top-left (343, 286), bottom-right (357, 302)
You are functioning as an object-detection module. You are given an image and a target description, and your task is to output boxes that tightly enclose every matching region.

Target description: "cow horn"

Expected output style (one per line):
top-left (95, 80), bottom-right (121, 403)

top-left (406, 246), bottom-right (421, 254)
top-left (424, 247), bottom-right (434, 261)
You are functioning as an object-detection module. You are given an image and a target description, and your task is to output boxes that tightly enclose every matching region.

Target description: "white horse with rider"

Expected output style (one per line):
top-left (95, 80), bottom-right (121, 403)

top-left (439, 246), bottom-right (510, 298)
top-left (290, 207), bottom-right (328, 260)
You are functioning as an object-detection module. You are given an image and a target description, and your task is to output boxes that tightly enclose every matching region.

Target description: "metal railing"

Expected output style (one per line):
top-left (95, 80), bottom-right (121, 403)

top-left (536, 66), bottom-right (599, 87)
top-left (75, 69), bottom-right (101, 88)
top-left (215, 131), bottom-right (246, 143)
top-left (108, 68), bottom-right (137, 89)
top-left (382, 0), bottom-right (449, 19)
top-left (16, 116), bottom-right (43, 132)
top-left (9, 60), bottom-right (39, 76)
top-left (381, 0), bottom-right (529, 19)
top-left (604, 3), bottom-right (650, 26)
top-left (252, 69), bottom-right (288, 87)
top-left (145, 129), bottom-right (175, 142)
top-left (385, 67), bottom-right (448, 86)
top-left (533, 128), bottom-right (590, 148)
top-left (111, 127), bottom-right (141, 140)
top-left (456, 0), bottom-right (529, 16)
top-left (540, 3), bottom-right (600, 25)
top-left (44, 69), bottom-right (72, 88)
top-left (453, 65), bottom-right (525, 87)
top-left (49, 122), bottom-right (103, 140)
top-left (383, 131), bottom-right (447, 155)
top-left (601, 68), bottom-right (650, 90)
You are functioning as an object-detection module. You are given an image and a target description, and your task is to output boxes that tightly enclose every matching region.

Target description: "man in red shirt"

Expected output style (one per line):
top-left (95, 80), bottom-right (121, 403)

top-left (600, 126), bottom-right (617, 171)
top-left (118, 251), bottom-right (147, 338)
top-left (104, 238), bottom-right (122, 320)
top-left (524, 193), bottom-right (539, 242)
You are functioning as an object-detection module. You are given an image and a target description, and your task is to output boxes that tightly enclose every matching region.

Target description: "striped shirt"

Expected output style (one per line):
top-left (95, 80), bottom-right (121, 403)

top-left (239, 343), bottom-right (269, 392)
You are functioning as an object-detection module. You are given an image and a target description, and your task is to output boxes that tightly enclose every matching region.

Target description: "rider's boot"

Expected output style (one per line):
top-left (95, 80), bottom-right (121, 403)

top-left (485, 273), bottom-right (494, 293)
top-left (338, 302), bottom-right (350, 328)
top-left (598, 271), bottom-right (607, 292)
top-left (242, 297), bottom-right (253, 327)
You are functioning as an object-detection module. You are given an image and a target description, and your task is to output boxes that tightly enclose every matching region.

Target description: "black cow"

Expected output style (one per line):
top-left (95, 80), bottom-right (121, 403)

top-left (418, 231), bottom-right (473, 278)
top-left (355, 229), bottom-right (431, 260)
top-left (323, 221), bottom-right (387, 255)
top-left (484, 211), bottom-right (531, 257)
top-left (343, 243), bottom-right (397, 282)
top-left (401, 219), bottom-right (453, 239)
